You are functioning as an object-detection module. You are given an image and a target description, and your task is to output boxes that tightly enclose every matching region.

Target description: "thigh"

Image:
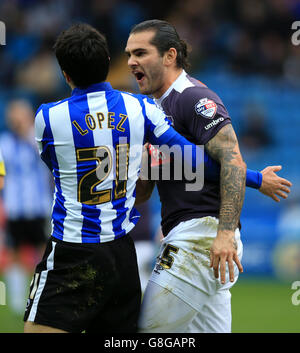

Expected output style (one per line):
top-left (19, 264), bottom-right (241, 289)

top-left (86, 235), bottom-right (142, 333)
top-left (152, 218), bottom-right (243, 300)
top-left (24, 238), bottom-right (91, 332)
top-left (144, 218), bottom-right (242, 333)
top-left (138, 281), bottom-right (197, 333)
top-left (186, 290), bottom-right (232, 333)
top-left (24, 236), bottom-right (141, 333)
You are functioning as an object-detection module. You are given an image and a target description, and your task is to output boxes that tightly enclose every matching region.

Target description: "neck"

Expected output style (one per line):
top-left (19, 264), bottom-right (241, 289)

top-left (153, 68), bottom-right (183, 99)
top-left (69, 81), bottom-right (76, 90)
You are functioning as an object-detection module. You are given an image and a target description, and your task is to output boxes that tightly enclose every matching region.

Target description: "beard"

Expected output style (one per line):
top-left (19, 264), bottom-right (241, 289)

top-left (138, 65), bottom-right (164, 97)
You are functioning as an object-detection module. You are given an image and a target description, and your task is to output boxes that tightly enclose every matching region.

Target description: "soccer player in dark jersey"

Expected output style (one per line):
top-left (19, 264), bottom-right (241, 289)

top-left (125, 19), bottom-right (292, 333)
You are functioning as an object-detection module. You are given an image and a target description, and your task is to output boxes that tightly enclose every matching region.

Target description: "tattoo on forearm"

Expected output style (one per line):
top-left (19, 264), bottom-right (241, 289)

top-left (218, 164), bottom-right (245, 231)
top-left (206, 124), bottom-right (246, 232)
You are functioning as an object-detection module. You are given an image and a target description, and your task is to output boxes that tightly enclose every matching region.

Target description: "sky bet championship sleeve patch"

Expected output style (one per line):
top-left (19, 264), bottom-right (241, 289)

top-left (194, 98), bottom-right (217, 119)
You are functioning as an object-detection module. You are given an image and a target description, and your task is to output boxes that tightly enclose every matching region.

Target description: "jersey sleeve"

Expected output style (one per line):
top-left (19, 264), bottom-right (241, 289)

top-left (141, 96), bottom-right (219, 175)
top-left (176, 86), bottom-right (232, 145)
top-left (142, 97), bottom-right (171, 143)
top-left (0, 148), bottom-right (5, 176)
top-left (35, 105), bottom-right (46, 155)
top-left (175, 88), bottom-right (263, 188)
top-left (35, 105), bottom-right (53, 171)
top-left (141, 94), bottom-right (262, 189)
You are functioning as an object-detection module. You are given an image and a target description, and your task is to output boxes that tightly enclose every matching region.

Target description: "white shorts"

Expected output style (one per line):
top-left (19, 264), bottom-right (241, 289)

top-left (138, 217), bottom-right (243, 333)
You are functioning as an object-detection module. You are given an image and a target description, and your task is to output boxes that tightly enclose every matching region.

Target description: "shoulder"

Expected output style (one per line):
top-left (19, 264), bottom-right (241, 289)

top-left (121, 92), bottom-right (160, 119)
top-left (36, 96), bottom-right (71, 118)
top-left (114, 91), bottom-right (156, 114)
top-left (177, 82), bottom-right (224, 108)
top-left (175, 78), bottom-right (229, 121)
top-left (0, 131), bottom-right (13, 145)
top-left (122, 91), bottom-right (155, 105)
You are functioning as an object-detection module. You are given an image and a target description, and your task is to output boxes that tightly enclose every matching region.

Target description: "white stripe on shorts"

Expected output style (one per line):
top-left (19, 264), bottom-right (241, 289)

top-left (28, 241), bottom-right (56, 322)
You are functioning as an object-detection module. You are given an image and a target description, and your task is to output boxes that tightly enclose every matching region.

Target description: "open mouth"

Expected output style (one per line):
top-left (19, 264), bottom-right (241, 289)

top-left (134, 71), bottom-right (145, 82)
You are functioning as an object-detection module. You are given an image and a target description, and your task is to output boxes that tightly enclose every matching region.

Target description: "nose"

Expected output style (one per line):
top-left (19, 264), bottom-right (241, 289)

top-left (127, 55), bottom-right (138, 68)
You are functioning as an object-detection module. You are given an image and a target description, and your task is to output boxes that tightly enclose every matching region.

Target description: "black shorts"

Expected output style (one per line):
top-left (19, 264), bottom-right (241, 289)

top-left (24, 234), bottom-right (142, 333)
top-left (6, 218), bottom-right (48, 249)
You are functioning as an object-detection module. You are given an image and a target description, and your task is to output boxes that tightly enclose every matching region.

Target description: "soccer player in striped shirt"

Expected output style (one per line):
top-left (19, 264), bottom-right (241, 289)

top-left (0, 100), bottom-right (52, 315)
top-left (125, 20), bottom-right (292, 333)
top-left (23, 23), bottom-right (222, 333)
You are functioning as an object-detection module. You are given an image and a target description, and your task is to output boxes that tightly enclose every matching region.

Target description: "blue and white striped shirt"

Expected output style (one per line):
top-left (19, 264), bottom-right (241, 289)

top-left (35, 82), bottom-right (199, 243)
top-left (0, 129), bottom-right (52, 220)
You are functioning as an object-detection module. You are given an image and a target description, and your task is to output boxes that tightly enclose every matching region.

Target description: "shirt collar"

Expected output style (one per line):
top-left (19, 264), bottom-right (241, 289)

top-left (71, 82), bottom-right (113, 96)
top-left (155, 70), bottom-right (187, 108)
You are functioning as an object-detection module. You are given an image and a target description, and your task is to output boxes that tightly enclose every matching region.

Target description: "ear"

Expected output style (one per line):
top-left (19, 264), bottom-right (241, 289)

top-left (62, 71), bottom-right (76, 89)
top-left (163, 48), bottom-right (177, 67)
top-left (62, 70), bottom-right (71, 83)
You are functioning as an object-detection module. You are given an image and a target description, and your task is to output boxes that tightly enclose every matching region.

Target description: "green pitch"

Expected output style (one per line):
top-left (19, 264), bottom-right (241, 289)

top-left (231, 277), bottom-right (300, 333)
top-left (0, 276), bottom-right (299, 333)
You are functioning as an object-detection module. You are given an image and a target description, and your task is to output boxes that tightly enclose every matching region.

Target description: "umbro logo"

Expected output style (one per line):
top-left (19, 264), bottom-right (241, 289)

top-left (204, 117), bottom-right (224, 130)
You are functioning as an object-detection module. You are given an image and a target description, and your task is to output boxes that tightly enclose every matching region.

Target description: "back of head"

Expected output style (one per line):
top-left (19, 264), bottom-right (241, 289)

top-left (130, 19), bottom-right (190, 71)
top-left (6, 99), bottom-right (34, 137)
top-left (53, 23), bottom-right (110, 88)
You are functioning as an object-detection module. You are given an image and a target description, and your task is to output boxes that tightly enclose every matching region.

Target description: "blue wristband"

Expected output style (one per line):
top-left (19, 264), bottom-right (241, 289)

top-left (150, 127), bottom-right (263, 189)
top-left (204, 156), bottom-right (263, 190)
top-left (246, 169), bottom-right (262, 189)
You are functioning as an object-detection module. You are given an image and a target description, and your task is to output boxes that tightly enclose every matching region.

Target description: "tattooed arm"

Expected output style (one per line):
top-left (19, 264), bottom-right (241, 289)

top-left (205, 124), bottom-right (246, 284)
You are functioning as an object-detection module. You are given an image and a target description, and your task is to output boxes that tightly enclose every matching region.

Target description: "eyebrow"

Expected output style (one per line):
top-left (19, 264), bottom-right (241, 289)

top-left (124, 48), bottom-right (147, 55)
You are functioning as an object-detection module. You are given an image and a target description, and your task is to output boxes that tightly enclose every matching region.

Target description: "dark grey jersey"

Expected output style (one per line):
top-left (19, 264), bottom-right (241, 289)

top-left (153, 70), bottom-right (231, 236)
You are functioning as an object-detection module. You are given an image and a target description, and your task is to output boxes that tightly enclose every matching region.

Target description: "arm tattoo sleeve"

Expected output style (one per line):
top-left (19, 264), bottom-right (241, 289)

top-left (205, 124), bottom-right (246, 232)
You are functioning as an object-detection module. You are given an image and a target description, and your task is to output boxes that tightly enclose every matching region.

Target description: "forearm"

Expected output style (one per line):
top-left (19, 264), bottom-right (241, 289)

top-left (149, 126), bottom-right (261, 189)
top-left (135, 178), bottom-right (155, 205)
top-left (218, 160), bottom-right (246, 232)
top-left (205, 154), bottom-right (262, 189)
top-left (205, 124), bottom-right (246, 232)
top-left (206, 124), bottom-right (246, 283)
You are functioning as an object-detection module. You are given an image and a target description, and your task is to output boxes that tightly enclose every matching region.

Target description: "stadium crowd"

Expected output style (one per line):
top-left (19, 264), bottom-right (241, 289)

top-left (0, 0), bottom-right (299, 103)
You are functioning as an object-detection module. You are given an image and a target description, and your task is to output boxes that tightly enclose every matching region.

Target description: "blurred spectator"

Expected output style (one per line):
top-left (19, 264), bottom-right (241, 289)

top-left (229, 30), bottom-right (258, 73)
top-left (0, 149), bottom-right (5, 276)
top-left (239, 103), bottom-right (273, 151)
top-left (284, 44), bottom-right (300, 86)
top-left (0, 0), bottom-right (298, 89)
top-left (15, 45), bottom-right (62, 103)
top-left (166, 0), bottom-right (216, 70)
top-left (0, 99), bottom-right (53, 315)
top-left (258, 31), bottom-right (287, 76)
